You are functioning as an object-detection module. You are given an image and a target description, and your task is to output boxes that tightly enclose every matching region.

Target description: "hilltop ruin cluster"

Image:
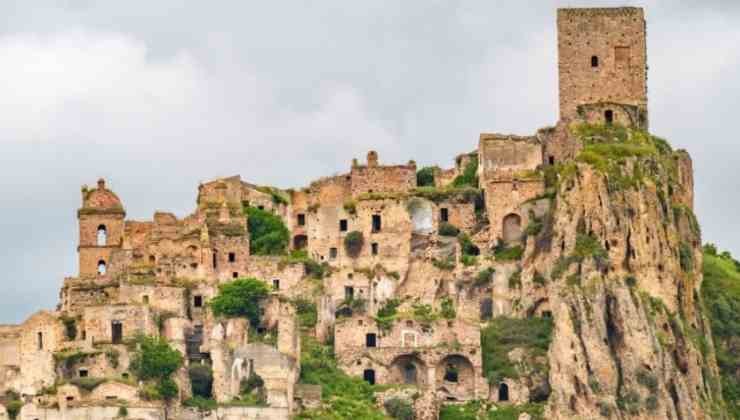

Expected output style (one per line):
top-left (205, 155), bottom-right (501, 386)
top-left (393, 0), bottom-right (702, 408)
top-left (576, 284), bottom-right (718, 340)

top-left (1, 7), bottom-right (727, 420)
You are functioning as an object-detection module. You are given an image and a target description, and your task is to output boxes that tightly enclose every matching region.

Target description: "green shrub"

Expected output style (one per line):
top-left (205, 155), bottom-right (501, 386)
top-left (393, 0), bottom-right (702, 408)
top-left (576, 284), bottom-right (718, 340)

top-left (460, 254), bottom-right (477, 266)
top-left (416, 166), bottom-right (436, 187)
top-left (189, 364), bottom-right (214, 398)
top-left (452, 154), bottom-right (479, 188)
top-left (508, 270), bottom-right (521, 289)
top-left (494, 242), bottom-right (523, 261)
top-left (344, 231), bottom-right (365, 258)
top-left (525, 217), bottom-right (544, 236)
top-left (412, 303), bottom-right (438, 326)
top-left (432, 257), bottom-right (455, 271)
top-left (573, 234), bottom-right (608, 260)
top-left (245, 206), bottom-right (290, 255)
top-left (438, 222), bottom-right (460, 237)
top-left (210, 278), bottom-right (270, 326)
top-left (129, 336), bottom-right (183, 381)
top-left (375, 299), bottom-right (401, 332)
top-left (481, 317), bottom-right (553, 384)
top-left (343, 200), bottom-right (357, 215)
top-left (458, 233), bottom-right (479, 257)
top-left (156, 377), bottom-right (179, 401)
top-left (440, 297), bottom-right (456, 320)
top-left (625, 275), bottom-right (637, 287)
top-left (384, 397), bottom-right (414, 420)
top-left (617, 390), bottom-right (641, 415)
top-left (118, 406), bottom-right (128, 417)
top-left (293, 298), bottom-right (318, 329)
top-left (6, 400), bottom-right (22, 420)
top-left (475, 268), bottom-right (495, 287)
top-left (70, 377), bottom-right (106, 391)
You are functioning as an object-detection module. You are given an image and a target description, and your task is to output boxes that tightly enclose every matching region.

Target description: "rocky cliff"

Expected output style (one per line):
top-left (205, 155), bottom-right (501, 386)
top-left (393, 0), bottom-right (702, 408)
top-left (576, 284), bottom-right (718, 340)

top-left (513, 125), bottom-right (726, 419)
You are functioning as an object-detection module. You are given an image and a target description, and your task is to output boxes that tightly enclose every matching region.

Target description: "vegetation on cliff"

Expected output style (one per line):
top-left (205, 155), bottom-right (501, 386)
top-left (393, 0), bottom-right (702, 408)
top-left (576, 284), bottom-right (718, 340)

top-left (245, 206), bottom-right (290, 255)
top-left (210, 277), bottom-right (270, 326)
top-left (439, 400), bottom-right (544, 420)
top-left (130, 335), bottom-right (184, 401)
top-left (481, 317), bottom-right (553, 385)
top-left (296, 336), bottom-right (387, 419)
top-left (702, 244), bottom-right (740, 418)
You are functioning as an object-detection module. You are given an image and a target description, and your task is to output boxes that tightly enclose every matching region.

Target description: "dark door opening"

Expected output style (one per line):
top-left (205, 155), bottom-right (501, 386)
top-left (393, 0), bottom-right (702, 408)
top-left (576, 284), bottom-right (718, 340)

top-left (363, 369), bottom-right (376, 385)
top-left (605, 110), bottom-right (614, 125)
top-left (111, 321), bottom-right (123, 344)
top-left (372, 215), bottom-right (382, 232)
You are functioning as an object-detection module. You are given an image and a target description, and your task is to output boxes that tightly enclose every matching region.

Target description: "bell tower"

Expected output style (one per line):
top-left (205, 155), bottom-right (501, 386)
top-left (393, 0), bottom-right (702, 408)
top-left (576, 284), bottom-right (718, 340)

top-left (77, 179), bottom-right (126, 277)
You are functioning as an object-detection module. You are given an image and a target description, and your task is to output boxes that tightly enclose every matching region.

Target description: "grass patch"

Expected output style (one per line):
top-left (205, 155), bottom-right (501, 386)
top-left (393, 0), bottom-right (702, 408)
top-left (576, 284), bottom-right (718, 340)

top-left (296, 336), bottom-right (386, 420)
top-left (440, 400), bottom-right (544, 420)
top-left (481, 317), bottom-right (553, 384)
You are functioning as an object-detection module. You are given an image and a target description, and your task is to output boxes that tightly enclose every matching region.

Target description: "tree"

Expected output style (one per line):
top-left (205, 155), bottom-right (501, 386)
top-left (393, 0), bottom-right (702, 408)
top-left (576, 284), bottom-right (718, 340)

top-left (416, 166), bottom-right (435, 187)
top-left (129, 336), bottom-right (183, 381)
top-left (246, 206), bottom-right (290, 255)
top-left (210, 277), bottom-right (270, 326)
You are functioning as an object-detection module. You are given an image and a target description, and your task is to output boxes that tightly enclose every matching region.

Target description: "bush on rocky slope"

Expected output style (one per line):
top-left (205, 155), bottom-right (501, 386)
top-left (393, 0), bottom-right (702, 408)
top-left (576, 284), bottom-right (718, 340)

top-left (702, 245), bottom-right (740, 418)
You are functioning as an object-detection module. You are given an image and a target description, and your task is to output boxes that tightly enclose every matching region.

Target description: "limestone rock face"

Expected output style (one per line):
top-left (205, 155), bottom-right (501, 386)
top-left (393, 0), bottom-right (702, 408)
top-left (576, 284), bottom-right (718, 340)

top-left (513, 159), bottom-right (723, 419)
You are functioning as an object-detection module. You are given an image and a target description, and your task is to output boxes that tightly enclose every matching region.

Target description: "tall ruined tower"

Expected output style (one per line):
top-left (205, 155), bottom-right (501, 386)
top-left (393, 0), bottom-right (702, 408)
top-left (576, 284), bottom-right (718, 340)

top-left (557, 8), bottom-right (648, 128)
top-left (77, 179), bottom-right (125, 277)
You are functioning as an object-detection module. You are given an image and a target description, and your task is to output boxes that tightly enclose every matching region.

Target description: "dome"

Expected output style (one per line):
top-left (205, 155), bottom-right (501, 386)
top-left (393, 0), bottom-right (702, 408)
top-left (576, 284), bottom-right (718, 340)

top-left (80, 179), bottom-right (124, 213)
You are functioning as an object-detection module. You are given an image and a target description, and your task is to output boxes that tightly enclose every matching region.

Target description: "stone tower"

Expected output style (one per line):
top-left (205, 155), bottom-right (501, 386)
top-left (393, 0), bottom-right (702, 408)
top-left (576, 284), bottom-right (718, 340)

top-left (77, 179), bottom-right (125, 277)
top-left (557, 7), bottom-right (648, 128)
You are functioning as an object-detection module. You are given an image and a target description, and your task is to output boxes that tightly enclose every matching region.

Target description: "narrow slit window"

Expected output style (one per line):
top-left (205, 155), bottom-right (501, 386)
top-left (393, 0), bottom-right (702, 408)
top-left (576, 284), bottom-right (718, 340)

top-left (371, 243), bottom-right (379, 256)
top-left (591, 55), bottom-right (599, 67)
top-left (372, 215), bottom-right (382, 232)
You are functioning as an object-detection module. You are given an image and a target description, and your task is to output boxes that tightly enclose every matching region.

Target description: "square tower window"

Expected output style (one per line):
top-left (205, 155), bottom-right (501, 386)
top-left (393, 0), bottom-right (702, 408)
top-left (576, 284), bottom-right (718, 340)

top-left (440, 208), bottom-right (449, 222)
top-left (79, 369), bottom-right (88, 378)
top-left (591, 55), bottom-right (599, 67)
top-left (366, 333), bottom-right (377, 348)
top-left (232, 272), bottom-right (239, 278)
top-left (194, 295), bottom-right (203, 308)
top-left (345, 286), bottom-right (354, 300)
top-left (371, 243), bottom-right (379, 256)
top-left (339, 219), bottom-right (348, 232)
top-left (111, 321), bottom-right (123, 344)
top-left (273, 279), bottom-right (280, 290)
top-left (372, 215), bottom-right (382, 232)
top-left (330, 247), bottom-right (338, 259)
top-left (297, 214), bottom-right (306, 226)
top-left (228, 252), bottom-right (236, 263)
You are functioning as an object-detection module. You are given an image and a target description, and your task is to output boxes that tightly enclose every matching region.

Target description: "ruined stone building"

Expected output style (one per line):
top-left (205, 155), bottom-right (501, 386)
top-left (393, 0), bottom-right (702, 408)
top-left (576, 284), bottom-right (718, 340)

top-left (0, 7), bottom-right (727, 420)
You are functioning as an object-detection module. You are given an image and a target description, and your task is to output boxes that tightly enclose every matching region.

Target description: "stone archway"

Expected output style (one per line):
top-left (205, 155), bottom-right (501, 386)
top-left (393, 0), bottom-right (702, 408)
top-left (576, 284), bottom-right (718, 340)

top-left (502, 213), bottom-right (522, 244)
top-left (436, 354), bottom-right (475, 401)
top-left (390, 354), bottom-right (427, 387)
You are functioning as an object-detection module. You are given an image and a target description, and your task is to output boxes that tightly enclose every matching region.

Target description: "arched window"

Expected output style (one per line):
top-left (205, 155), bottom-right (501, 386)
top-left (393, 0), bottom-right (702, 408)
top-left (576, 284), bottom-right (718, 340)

top-left (502, 213), bottom-right (522, 244)
top-left (97, 260), bottom-right (107, 275)
top-left (591, 55), bottom-right (599, 67)
top-left (97, 225), bottom-right (107, 246)
top-left (498, 383), bottom-right (509, 401)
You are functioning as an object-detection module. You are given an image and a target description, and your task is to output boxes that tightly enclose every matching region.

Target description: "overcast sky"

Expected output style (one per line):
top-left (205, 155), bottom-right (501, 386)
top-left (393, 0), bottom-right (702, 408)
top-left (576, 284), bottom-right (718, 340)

top-left (1, 0), bottom-right (738, 323)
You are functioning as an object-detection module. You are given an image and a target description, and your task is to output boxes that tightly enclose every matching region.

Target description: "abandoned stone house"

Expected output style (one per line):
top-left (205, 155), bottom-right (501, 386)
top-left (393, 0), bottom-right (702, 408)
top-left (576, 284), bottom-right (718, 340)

top-left (0, 7), bottom-right (666, 420)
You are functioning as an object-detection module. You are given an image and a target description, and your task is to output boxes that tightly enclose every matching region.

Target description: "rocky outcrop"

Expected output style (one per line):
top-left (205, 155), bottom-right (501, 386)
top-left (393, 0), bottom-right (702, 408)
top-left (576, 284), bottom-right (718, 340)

top-left (510, 127), bottom-right (725, 419)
